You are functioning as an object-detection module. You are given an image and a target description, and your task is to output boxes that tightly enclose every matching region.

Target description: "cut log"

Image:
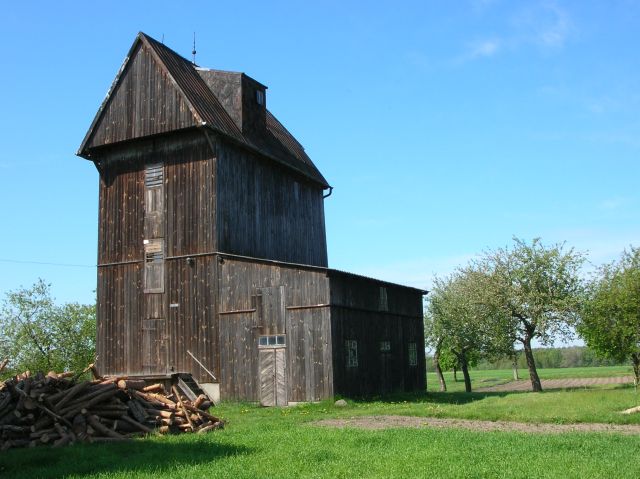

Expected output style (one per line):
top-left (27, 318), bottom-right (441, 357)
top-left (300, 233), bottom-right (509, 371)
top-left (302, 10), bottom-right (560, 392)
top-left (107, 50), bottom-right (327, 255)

top-left (86, 415), bottom-right (125, 439)
top-left (127, 400), bottom-right (149, 423)
top-left (145, 409), bottom-right (175, 419)
top-left (119, 415), bottom-right (154, 434)
top-left (183, 404), bottom-right (221, 423)
top-left (172, 386), bottom-right (194, 431)
top-left (193, 395), bottom-right (207, 409)
top-left (117, 379), bottom-right (147, 390)
top-left (89, 365), bottom-right (103, 381)
top-left (51, 381), bottom-right (91, 409)
top-left (135, 391), bottom-right (176, 408)
top-left (197, 422), bottom-right (223, 434)
top-left (142, 383), bottom-right (164, 393)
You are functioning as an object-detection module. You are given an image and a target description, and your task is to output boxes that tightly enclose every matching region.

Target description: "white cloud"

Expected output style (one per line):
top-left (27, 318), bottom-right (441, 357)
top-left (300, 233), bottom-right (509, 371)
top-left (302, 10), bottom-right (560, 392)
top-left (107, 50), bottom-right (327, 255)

top-left (511, 1), bottom-right (572, 49)
top-left (598, 197), bottom-right (630, 211)
top-left (469, 39), bottom-right (501, 58)
top-left (455, 1), bottom-right (573, 63)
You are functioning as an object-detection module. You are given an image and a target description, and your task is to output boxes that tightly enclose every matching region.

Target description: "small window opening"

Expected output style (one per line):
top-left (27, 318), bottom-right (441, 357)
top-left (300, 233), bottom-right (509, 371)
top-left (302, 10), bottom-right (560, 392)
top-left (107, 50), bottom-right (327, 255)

top-left (256, 90), bottom-right (265, 106)
top-left (145, 163), bottom-right (163, 187)
top-left (379, 286), bottom-right (388, 312)
top-left (345, 340), bottom-right (358, 368)
top-left (259, 334), bottom-right (286, 348)
top-left (408, 342), bottom-right (418, 366)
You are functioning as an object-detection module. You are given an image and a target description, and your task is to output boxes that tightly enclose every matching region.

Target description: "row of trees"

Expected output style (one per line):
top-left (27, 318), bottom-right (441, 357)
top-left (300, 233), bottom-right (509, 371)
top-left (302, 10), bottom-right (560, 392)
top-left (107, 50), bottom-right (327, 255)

top-left (0, 279), bottom-right (96, 378)
top-left (425, 238), bottom-right (640, 392)
top-left (458, 346), bottom-right (626, 371)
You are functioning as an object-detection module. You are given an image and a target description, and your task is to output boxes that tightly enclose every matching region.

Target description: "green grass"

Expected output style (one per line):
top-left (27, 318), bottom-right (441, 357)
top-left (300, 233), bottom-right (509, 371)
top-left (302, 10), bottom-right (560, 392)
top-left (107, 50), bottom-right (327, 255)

top-left (427, 365), bottom-right (634, 392)
top-left (2, 366), bottom-right (640, 478)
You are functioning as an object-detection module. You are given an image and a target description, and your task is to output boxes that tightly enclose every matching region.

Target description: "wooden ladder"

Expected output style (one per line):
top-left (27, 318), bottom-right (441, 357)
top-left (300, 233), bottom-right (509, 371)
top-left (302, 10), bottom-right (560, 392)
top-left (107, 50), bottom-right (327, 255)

top-left (175, 373), bottom-right (208, 401)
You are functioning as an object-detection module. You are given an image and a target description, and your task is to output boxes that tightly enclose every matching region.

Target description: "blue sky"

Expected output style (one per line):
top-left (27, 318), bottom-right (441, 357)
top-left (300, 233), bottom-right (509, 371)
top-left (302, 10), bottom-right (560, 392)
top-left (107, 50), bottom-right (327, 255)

top-left (0, 0), bottom-right (638, 307)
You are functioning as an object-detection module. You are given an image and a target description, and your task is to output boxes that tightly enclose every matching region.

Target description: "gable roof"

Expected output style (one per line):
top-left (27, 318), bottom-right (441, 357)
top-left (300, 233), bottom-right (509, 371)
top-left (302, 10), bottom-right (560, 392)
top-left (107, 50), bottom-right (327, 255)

top-left (78, 32), bottom-right (329, 188)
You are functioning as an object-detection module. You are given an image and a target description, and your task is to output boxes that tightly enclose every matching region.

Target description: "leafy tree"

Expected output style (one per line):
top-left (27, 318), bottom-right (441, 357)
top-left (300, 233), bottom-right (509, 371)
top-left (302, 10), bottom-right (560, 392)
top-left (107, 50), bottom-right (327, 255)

top-left (424, 318), bottom-right (447, 391)
top-left (579, 247), bottom-right (640, 387)
top-left (0, 279), bottom-right (96, 377)
top-left (477, 238), bottom-right (585, 391)
top-left (426, 271), bottom-right (488, 392)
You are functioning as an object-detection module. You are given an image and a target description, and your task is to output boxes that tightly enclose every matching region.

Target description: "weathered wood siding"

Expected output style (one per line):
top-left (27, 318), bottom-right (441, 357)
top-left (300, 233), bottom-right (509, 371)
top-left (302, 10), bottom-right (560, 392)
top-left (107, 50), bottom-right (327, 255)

top-left (86, 42), bottom-right (197, 149)
top-left (166, 256), bottom-right (218, 383)
top-left (217, 256), bottom-right (332, 401)
top-left (216, 139), bottom-right (328, 267)
top-left (95, 131), bottom-right (216, 379)
top-left (164, 134), bottom-right (217, 257)
top-left (96, 263), bottom-right (143, 375)
top-left (98, 160), bottom-right (144, 265)
top-left (329, 272), bottom-right (426, 397)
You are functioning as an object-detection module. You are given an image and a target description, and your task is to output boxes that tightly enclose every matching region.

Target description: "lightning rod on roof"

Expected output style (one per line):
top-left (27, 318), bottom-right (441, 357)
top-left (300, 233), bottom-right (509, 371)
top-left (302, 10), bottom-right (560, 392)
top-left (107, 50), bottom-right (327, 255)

top-left (192, 32), bottom-right (197, 65)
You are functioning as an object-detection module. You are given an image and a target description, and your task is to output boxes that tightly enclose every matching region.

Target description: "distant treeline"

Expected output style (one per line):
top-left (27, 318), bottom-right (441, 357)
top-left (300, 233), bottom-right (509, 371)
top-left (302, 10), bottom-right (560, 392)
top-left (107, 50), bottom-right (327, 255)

top-left (426, 346), bottom-right (626, 372)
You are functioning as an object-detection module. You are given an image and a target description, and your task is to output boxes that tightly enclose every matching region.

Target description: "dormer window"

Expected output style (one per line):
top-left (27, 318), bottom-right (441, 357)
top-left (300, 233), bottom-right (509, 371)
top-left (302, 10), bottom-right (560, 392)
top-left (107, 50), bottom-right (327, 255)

top-left (256, 89), bottom-right (265, 105)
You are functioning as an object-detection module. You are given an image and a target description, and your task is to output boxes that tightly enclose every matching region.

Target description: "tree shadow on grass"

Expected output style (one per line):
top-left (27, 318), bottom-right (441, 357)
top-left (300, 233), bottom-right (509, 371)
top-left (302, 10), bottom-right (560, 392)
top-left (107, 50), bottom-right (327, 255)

top-left (345, 390), bottom-right (515, 407)
top-left (0, 435), bottom-right (253, 479)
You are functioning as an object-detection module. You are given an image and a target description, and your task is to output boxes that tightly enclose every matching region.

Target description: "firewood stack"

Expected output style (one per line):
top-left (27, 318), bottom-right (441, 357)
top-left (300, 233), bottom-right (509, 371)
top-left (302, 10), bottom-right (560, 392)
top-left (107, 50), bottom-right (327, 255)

top-left (0, 367), bottom-right (223, 450)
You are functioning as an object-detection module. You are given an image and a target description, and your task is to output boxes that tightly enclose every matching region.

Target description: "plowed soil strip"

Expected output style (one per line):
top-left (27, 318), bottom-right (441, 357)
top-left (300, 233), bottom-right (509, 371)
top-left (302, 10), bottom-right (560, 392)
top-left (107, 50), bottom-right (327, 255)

top-left (477, 376), bottom-right (633, 392)
top-left (313, 415), bottom-right (640, 434)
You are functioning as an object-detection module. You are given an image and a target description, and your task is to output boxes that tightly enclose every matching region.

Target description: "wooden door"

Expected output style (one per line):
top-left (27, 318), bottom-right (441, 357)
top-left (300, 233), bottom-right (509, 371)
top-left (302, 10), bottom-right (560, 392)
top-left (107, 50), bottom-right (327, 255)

top-left (142, 319), bottom-right (167, 375)
top-left (259, 347), bottom-right (287, 406)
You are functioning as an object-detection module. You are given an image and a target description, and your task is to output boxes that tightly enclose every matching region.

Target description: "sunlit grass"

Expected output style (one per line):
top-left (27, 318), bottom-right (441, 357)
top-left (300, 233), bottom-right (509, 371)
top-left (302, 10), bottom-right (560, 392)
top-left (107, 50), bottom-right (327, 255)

top-left (2, 367), bottom-right (640, 478)
top-left (427, 365), bottom-right (633, 392)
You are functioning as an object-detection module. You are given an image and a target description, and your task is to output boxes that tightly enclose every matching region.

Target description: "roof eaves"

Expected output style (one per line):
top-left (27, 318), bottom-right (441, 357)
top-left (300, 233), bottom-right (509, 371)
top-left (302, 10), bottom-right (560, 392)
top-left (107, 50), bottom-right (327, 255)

top-left (205, 125), bottom-right (330, 189)
top-left (77, 34), bottom-right (143, 158)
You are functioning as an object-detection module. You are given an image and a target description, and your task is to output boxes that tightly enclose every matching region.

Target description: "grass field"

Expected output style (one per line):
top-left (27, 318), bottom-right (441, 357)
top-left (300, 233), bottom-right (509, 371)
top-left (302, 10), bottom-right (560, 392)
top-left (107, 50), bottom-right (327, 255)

top-left (2, 366), bottom-right (640, 479)
top-left (427, 365), bottom-right (634, 392)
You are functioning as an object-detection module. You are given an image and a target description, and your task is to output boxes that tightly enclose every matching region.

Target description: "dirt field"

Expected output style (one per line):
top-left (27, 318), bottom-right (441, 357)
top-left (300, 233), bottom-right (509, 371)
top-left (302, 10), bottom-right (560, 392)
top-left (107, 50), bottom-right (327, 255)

top-left (313, 415), bottom-right (640, 434)
top-left (476, 376), bottom-right (633, 392)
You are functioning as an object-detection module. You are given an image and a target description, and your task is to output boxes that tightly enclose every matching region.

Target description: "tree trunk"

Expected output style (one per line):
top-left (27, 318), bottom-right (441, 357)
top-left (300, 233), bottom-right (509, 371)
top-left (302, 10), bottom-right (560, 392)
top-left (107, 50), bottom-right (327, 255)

top-left (459, 353), bottom-right (472, 393)
top-left (512, 354), bottom-right (519, 381)
top-left (522, 336), bottom-right (542, 392)
top-left (631, 353), bottom-right (640, 391)
top-left (433, 349), bottom-right (447, 392)
top-left (453, 366), bottom-right (458, 382)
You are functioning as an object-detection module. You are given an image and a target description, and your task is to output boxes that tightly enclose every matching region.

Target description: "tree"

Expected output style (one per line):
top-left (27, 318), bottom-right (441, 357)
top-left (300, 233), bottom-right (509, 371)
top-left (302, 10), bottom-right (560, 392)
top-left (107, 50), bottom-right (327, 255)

top-left (477, 238), bottom-right (585, 391)
top-left (0, 279), bottom-right (96, 377)
top-left (426, 271), bottom-right (487, 392)
top-left (579, 247), bottom-right (640, 387)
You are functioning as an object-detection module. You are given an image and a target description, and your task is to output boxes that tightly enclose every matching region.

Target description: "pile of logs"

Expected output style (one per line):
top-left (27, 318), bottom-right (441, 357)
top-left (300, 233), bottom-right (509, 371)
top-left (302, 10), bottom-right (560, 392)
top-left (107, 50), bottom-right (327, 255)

top-left (0, 366), bottom-right (223, 450)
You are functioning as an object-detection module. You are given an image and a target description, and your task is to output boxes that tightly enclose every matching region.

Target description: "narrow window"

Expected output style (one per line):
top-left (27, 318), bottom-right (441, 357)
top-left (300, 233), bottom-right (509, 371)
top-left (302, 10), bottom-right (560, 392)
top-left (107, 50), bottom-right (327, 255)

top-left (380, 340), bottom-right (391, 352)
top-left (345, 340), bottom-right (358, 368)
top-left (379, 286), bottom-right (388, 312)
top-left (408, 342), bottom-right (418, 366)
top-left (258, 335), bottom-right (287, 348)
top-left (256, 90), bottom-right (265, 105)
top-left (144, 239), bottom-right (164, 293)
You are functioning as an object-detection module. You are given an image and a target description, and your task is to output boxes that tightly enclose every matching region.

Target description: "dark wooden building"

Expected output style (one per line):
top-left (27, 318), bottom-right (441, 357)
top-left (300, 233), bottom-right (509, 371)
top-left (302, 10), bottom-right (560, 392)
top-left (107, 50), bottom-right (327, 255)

top-left (78, 32), bottom-right (425, 404)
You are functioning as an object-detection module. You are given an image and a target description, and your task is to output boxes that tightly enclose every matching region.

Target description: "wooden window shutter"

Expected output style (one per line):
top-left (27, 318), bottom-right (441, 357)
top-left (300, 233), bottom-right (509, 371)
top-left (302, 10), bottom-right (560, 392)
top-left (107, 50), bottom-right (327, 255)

top-left (144, 239), bottom-right (165, 293)
top-left (144, 163), bottom-right (164, 238)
